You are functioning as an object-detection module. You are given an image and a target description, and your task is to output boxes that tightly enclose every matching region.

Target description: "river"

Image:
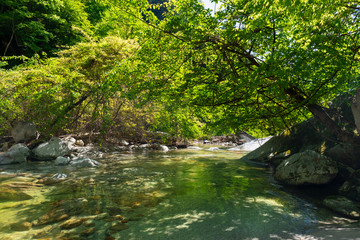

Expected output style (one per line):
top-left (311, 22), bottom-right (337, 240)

top-left (0, 146), bottom-right (353, 239)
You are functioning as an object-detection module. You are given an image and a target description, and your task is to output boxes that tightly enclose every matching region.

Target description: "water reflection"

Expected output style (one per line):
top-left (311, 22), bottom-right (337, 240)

top-left (0, 148), bottom-right (336, 239)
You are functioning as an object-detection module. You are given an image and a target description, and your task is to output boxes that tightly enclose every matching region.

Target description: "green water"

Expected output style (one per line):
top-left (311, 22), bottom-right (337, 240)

top-left (0, 147), bottom-right (337, 239)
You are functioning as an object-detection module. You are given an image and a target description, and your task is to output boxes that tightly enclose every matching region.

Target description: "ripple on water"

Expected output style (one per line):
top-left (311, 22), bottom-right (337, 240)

top-left (0, 148), bottom-right (340, 239)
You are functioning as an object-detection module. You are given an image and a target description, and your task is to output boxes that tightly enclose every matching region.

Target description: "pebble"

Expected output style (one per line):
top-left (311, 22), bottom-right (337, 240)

top-left (109, 222), bottom-right (129, 231)
top-left (10, 221), bottom-right (32, 231)
top-left (60, 217), bottom-right (86, 229)
top-left (81, 227), bottom-right (95, 236)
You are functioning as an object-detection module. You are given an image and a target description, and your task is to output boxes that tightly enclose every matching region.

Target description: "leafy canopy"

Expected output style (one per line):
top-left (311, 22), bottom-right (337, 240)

top-left (132, 0), bottom-right (360, 135)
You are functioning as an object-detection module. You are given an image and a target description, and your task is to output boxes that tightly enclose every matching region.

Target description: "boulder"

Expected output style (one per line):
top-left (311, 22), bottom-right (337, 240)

top-left (339, 181), bottom-right (360, 201)
top-left (323, 195), bottom-right (360, 219)
top-left (241, 94), bottom-right (358, 166)
top-left (0, 143), bottom-right (29, 165)
top-left (338, 169), bottom-right (360, 201)
top-left (325, 143), bottom-right (360, 169)
top-left (54, 156), bottom-right (70, 166)
top-left (11, 122), bottom-right (37, 143)
top-left (274, 150), bottom-right (338, 185)
top-left (63, 136), bottom-right (76, 149)
top-left (32, 137), bottom-right (69, 160)
top-left (241, 119), bottom-right (327, 165)
top-left (69, 157), bottom-right (100, 168)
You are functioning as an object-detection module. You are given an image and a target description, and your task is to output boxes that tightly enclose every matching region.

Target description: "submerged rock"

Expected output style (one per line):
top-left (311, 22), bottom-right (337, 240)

top-left (10, 221), bottom-right (32, 231)
top-left (207, 147), bottom-right (220, 151)
top-left (32, 137), bottom-right (69, 161)
top-left (69, 157), bottom-right (100, 168)
top-left (0, 143), bottom-right (29, 165)
top-left (35, 209), bottom-right (70, 225)
top-left (0, 186), bottom-right (32, 201)
top-left (60, 217), bottom-right (86, 229)
top-left (323, 195), bottom-right (360, 219)
top-left (52, 173), bottom-right (68, 180)
top-left (274, 150), bottom-right (338, 185)
top-left (81, 227), bottom-right (96, 237)
top-left (109, 222), bottom-right (129, 231)
top-left (38, 173), bottom-right (67, 185)
top-left (188, 146), bottom-right (202, 150)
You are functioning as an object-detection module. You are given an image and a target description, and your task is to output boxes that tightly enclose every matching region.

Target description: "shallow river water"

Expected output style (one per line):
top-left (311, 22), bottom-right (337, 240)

top-left (0, 146), bottom-right (351, 239)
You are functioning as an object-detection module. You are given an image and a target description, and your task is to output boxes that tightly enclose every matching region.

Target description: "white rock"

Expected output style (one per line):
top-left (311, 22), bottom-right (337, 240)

top-left (75, 140), bottom-right (85, 146)
top-left (207, 147), bottom-right (220, 151)
top-left (188, 146), bottom-right (202, 150)
top-left (160, 145), bottom-right (169, 152)
top-left (120, 140), bottom-right (129, 146)
top-left (52, 173), bottom-right (68, 180)
top-left (69, 157), bottom-right (100, 168)
top-left (32, 137), bottom-right (70, 161)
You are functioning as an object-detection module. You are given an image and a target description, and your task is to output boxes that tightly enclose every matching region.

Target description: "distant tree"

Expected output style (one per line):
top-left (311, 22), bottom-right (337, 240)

top-left (0, 0), bottom-right (92, 57)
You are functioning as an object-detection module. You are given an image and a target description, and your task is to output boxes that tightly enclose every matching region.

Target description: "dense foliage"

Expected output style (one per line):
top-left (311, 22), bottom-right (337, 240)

top-left (0, 0), bottom-right (92, 57)
top-left (137, 0), bottom-right (360, 136)
top-left (1, 0), bottom-right (360, 143)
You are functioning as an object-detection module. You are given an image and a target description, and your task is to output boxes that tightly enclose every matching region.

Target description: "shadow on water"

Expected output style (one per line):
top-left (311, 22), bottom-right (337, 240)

top-left (0, 148), bottom-right (357, 239)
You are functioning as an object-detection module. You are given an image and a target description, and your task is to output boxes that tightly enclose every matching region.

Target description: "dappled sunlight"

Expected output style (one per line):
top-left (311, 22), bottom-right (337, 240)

top-left (245, 196), bottom-right (284, 208)
top-left (0, 148), bottom-right (342, 239)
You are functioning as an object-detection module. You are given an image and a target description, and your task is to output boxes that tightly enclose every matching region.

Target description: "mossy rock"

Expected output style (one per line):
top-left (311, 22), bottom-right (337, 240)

top-left (0, 186), bottom-right (32, 202)
top-left (323, 195), bottom-right (360, 219)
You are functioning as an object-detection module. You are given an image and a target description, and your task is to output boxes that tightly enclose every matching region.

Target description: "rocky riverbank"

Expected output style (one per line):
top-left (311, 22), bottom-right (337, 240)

top-left (241, 94), bottom-right (360, 221)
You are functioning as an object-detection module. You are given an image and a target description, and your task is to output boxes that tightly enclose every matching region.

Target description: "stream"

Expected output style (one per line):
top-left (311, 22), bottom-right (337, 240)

top-left (0, 146), bottom-right (349, 239)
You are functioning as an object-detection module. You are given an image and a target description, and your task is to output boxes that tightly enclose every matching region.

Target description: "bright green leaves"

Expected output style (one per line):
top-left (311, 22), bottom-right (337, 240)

top-left (135, 0), bottom-right (360, 135)
top-left (0, 37), bottom-right (139, 136)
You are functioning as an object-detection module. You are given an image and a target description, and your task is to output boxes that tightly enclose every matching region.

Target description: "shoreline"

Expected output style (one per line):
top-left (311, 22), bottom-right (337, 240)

top-left (298, 217), bottom-right (360, 240)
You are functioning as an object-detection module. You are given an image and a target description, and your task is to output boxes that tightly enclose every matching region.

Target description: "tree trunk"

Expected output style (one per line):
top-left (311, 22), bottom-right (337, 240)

top-left (306, 104), bottom-right (360, 144)
top-left (351, 89), bottom-right (360, 133)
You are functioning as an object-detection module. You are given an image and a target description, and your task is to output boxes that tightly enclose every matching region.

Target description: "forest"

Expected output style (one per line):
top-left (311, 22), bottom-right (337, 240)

top-left (1, 0), bottom-right (360, 143)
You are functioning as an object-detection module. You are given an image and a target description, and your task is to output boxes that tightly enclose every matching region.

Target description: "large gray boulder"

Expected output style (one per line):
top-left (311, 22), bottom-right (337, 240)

top-left (325, 143), bottom-right (360, 169)
top-left (274, 150), bottom-right (338, 185)
top-left (32, 137), bottom-right (69, 161)
top-left (0, 143), bottom-right (29, 165)
top-left (11, 122), bottom-right (37, 143)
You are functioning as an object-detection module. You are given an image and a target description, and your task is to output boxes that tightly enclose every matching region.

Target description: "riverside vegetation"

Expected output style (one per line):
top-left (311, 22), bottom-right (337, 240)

top-left (1, 0), bottom-right (360, 238)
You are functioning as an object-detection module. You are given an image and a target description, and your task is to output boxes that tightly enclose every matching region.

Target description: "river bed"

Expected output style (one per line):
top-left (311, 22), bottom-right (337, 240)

top-left (0, 146), bottom-right (357, 239)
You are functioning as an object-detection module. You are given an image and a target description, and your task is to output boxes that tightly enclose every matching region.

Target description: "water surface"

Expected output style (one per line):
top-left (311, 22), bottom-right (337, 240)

top-left (0, 147), bottom-right (338, 239)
